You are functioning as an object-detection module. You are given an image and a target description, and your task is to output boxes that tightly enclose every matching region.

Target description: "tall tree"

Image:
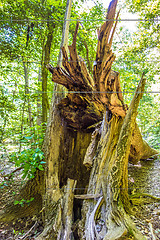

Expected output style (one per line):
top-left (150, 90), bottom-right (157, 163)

top-left (0, 0), bottom-right (66, 142)
top-left (41, 21), bottom-right (54, 124)
top-left (118, 0), bottom-right (160, 149)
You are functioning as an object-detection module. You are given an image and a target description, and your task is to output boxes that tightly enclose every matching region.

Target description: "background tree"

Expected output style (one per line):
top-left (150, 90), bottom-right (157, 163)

top-left (116, 0), bottom-right (160, 149)
top-left (0, 0), bottom-right (66, 148)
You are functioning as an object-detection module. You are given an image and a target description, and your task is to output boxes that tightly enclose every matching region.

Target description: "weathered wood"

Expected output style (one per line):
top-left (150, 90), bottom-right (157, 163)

top-left (94, 0), bottom-right (118, 84)
top-left (83, 126), bottom-right (100, 168)
top-left (47, 4), bottom-right (157, 165)
top-left (46, 0), bottom-right (157, 162)
top-left (61, 179), bottom-right (77, 239)
top-left (109, 10), bottom-right (120, 48)
top-left (58, 0), bottom-right (72, 67)
top-left (48, 0), bottom-right (126, 131)
top-left (82, 74), bottom-right (148, 240)
top-left (40, 0), bottom-right (158, 239)
top-left (110, 73), bottom-right (146, 203)
top-left (75, 194), bottom-right (102, 199)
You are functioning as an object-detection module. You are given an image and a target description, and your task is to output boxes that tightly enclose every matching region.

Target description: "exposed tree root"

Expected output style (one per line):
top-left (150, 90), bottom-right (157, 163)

top-left (130, 193), bottom-right (160, 205)
top-left (86, 196), bottom-right (104, 240)
top-left (1, 166), bottom-right (23, 180)
top-left (130, 192), bottom-right (160, 201)
top-left (85, 196), bottom-right (147, 240)
top-left (123, 209), bottom-right (147, 240)
top-left (0, 170), bottom-right (44, 223)
top-left (149, 222), bottom-right (156, 240)
top-left (37, 178), bottom-right (77, 240)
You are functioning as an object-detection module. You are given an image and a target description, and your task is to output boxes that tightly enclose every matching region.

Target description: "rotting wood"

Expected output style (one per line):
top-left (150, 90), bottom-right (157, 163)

top-left (74, 194), bottom-right (102, 199)
top-left (57, 0), bottom-right (72, 67)
top-left (82, 73), bottom-right (148, 240)
top-left (46, 0), bottom-right (157, 161)
top-left (61, 179), bottom-right (77, 239)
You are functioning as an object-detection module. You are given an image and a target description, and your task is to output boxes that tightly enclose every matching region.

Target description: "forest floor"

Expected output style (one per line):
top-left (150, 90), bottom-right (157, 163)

top-left (128, 157), bottom-right (160, 240)
top-left (0, 146), bottom-right (160, 240)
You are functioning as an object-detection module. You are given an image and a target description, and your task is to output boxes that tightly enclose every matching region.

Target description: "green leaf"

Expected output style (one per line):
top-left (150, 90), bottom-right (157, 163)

top-left (14, 200), bottom-right (19, 205)
top-left (38, 164), bottom-right (44, 171)
top-left (40, 161), bottom-right (46, 164)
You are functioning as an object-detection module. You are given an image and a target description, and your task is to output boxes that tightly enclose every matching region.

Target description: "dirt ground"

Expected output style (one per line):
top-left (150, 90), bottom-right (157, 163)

top-left (128, 157), bottom-right (160, 240)
top-left (0, 150), bottom-right (160, 239)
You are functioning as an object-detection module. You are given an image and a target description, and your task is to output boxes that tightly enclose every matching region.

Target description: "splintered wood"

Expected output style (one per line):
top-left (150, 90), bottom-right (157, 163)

top-left (47, 0), bottom-right (126, 130)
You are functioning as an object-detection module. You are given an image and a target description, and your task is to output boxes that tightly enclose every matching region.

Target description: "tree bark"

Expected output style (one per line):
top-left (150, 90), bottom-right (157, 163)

top-left (58, 0), bottom-right (72, 67)
top-left (37, 67), bottom-right (42, 126)
top-left (80, 74), bottom-right (147, 240)
top-left (41, 21), bottom-right (53, 124)
top-left (23, 60), bottom-right (32, 128)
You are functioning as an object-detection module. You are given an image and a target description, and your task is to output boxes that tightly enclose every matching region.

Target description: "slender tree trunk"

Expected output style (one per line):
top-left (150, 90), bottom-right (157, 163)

top-left (37, 68), bottom-right (42, 126)
top-left (0, 110), bottom-right (7, 143)
top-left (58, 0), bottom-right (72, 67)
top-left (23, 60), bottom-right (32, 128)
top-left (84, 39), bottom-right (92, 73)
top-left (19, 96), bottom-right (26, 152)
top-left (41, 22), bottom-right (53, 124)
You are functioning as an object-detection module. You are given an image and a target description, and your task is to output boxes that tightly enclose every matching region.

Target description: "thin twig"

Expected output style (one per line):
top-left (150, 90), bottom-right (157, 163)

top-left (17, 221), bottom-right (37, 240)
top-left (74, 194), bottom-right (102, 199)
top-left (130, 193), bottom-right (160, 201)
top-left (1, 167), bottom-right (23, 179)
top-left (149, 222), bottom-right (156, 240)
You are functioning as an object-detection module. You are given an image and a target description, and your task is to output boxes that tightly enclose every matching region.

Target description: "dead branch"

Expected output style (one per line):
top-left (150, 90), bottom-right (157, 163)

top-left (18, 221), bottom-right (38, 240)
top-left (149, 222), bottom-right (156, 240)
top-left (74, 194), bottom-right (102, 199)
top-left (1, 166), bottom-right (23, 180)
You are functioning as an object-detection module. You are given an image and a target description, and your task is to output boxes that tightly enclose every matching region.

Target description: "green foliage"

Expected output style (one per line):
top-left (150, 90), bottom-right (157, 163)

top-left (10, 124), bottom-right (45, 179)
top-left (0, 180), bottom-right (8, 189)
top-left (125, 0), bottom-right (160, 50)
top-left (14, 197), bottom-right (34, 207)
top-left (11, 147), bottom-right (45, 179)
top-left (13, 229), bottom-right (24, 236)
top-left (111, 0), bottom-right (160, 150)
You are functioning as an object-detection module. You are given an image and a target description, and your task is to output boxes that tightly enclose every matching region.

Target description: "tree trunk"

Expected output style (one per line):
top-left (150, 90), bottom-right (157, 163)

top-left (23, 60), bottom-right (32, 128)
top-left (79, 75), bottom-right (147, 240)
top-left (0, 170), bottom-right (44, 222)
top-left (58, 0), bottom-right (72, 67)
top-left (37, 68), bottom-right (42, 126)
top-left (41, 21), bottom-right (53, 124)
top-left (0, 1), bottom-right (158, 239)
top-left (19, 94), bottom-right (26, 152)
top-left (40, 0), bottom-right (157, 238)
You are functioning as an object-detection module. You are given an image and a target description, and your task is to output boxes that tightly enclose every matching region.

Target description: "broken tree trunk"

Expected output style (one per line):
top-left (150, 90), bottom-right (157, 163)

top-left (42, 0), bottom-right (157, 238)
top-left (46, 0), bottom-right (156, 162)
top-left (0, 1), bottom-right (158, 239)
top-left (81, 74), bottom-right (147, 240)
